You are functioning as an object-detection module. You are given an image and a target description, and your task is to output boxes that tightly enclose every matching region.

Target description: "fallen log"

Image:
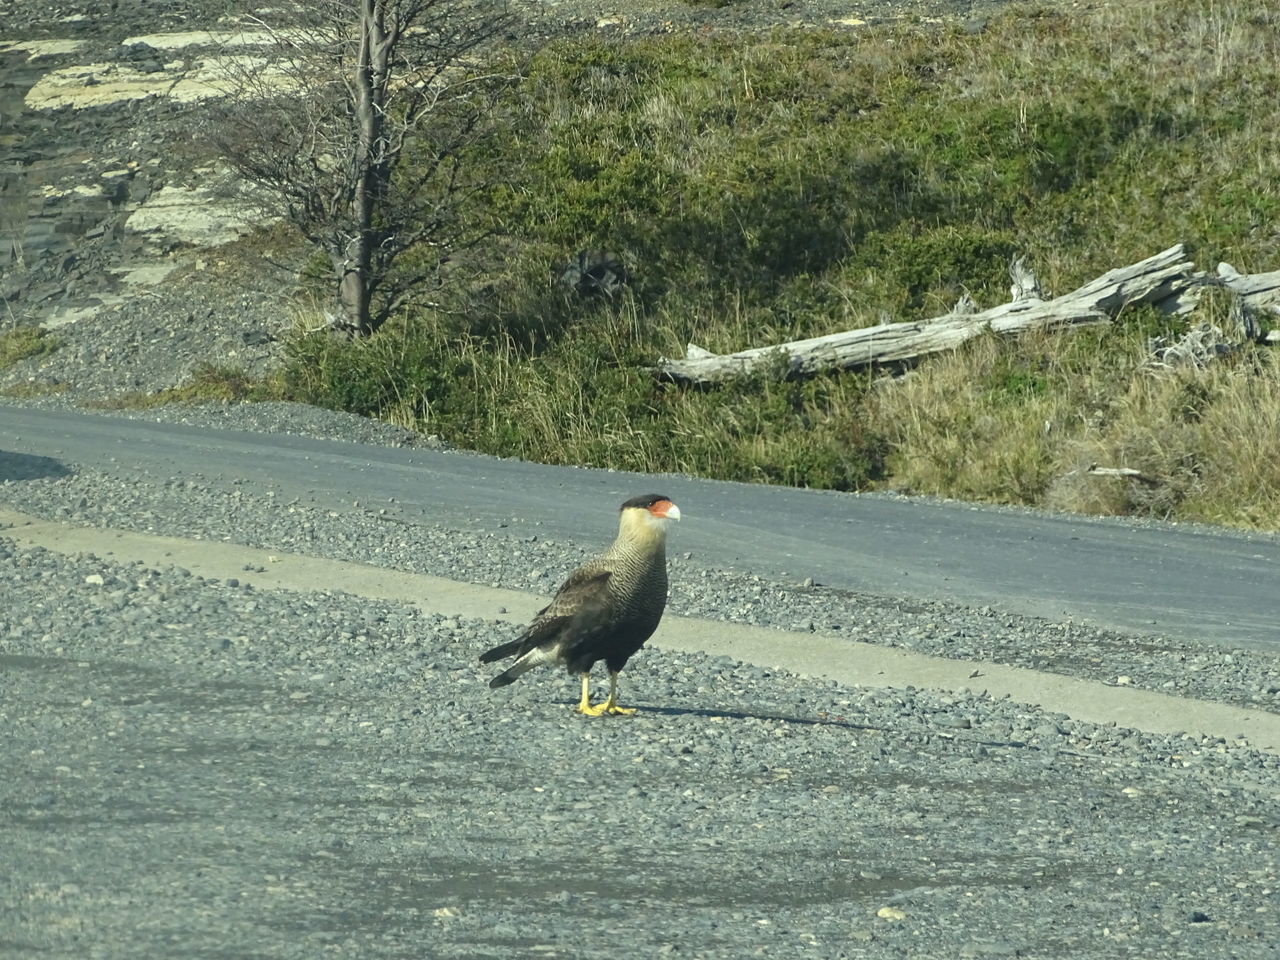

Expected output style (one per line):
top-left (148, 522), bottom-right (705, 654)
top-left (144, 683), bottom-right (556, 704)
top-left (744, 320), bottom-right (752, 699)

top-left (1203, 262), bottom-right (1280, 325)
top-left (655, 243), bottom-right (1235, 386)
top-left (1085, 465), bottom-right (1160, 486)
top-left (1207, 262), bottom-right (1280, 344)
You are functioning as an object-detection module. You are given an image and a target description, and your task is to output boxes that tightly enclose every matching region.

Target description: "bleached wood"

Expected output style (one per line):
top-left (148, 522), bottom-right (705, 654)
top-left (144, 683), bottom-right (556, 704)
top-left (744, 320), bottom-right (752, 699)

top-left (1087, 465), bottom-right (1159, 486)
top-left (1008, 255), bottom-right (1043, 303)
top-left (657, 244), bottom-right (1195, 385)
top-left (1216, 262), bottom-right (1280, 308)
top-left (1157, 261), bottom-right (1280, 327)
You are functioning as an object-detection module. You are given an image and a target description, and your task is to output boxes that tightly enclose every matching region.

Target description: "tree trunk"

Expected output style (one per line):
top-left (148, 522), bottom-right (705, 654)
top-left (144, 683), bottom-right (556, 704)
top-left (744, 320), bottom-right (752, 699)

top-left (339, 261), bottom-right (372, 335)
top-left (335, 0), bottom-right (388, 337)
top-left (209, 0), bottom-right (512, 339)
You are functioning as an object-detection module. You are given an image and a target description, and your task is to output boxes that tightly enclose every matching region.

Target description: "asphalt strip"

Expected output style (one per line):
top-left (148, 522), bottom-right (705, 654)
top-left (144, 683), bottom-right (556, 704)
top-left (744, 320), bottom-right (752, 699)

top-left (4, 507), bottom-right (1278, 754)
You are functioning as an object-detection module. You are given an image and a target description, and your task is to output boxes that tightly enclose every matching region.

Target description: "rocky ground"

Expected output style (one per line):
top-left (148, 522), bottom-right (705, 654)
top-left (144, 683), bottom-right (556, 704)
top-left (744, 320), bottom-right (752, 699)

top-left (3, 410), bottom-right (1280, 718)
top-left (1, 395), bottom-right (1279, 956)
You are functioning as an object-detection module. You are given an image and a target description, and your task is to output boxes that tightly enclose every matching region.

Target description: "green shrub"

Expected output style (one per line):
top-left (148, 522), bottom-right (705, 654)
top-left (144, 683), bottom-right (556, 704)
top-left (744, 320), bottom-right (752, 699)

top-left (0, 328), bottom-right (60, 368)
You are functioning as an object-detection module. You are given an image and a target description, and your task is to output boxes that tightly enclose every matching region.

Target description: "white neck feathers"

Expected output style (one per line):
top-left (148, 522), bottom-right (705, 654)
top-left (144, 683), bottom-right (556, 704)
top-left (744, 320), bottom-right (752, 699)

top-left (616, 507), bottom-right (670, 550)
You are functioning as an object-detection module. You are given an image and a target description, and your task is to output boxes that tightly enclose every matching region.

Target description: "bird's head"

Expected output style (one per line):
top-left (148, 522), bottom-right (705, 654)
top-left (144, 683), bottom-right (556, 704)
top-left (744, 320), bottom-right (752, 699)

top-left (618, 493), bottom-right (681, 540)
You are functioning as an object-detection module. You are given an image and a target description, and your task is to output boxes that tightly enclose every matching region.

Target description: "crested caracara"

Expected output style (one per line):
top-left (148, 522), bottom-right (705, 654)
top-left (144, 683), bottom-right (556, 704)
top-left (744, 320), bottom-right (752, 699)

top-left (480, 494), bottom-right (681, 715)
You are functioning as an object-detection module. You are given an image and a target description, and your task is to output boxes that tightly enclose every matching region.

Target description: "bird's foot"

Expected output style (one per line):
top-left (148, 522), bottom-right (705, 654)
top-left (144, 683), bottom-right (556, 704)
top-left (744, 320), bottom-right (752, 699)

top-left (576, 701), bottom-right (636, 717)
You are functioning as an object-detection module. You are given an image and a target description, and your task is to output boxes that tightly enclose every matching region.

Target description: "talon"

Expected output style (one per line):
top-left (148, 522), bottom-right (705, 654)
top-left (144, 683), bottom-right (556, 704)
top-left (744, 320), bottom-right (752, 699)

top-left (575, 673), bottom-right (602, 714)
top-left (576, 700), bottom-right (633, 717)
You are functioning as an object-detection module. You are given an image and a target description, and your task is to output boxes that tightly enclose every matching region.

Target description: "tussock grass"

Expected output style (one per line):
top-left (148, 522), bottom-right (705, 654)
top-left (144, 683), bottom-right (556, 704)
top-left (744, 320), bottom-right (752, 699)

top-left (107, 365), bottom-right (286, 409)
top-left (1047, 351), bottom-right (1280, 528)
top-left (865, 314), bottom-right (1173, 504)
top-left (222, 0), bottom-right (1280, 528)
top-left (0, 327), bottom-right (60, 369)
top-left (0, 327), bottom-right (64, 397)
top-left (286, 310), bottom-right (887, 488)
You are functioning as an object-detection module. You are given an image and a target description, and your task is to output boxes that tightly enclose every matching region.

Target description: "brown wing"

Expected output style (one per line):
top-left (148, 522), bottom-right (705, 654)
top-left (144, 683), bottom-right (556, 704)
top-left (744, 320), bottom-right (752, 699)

top-left (478, 567), bottom-right (613, 665)
top-left (536, 566), bottom-right (612, 621)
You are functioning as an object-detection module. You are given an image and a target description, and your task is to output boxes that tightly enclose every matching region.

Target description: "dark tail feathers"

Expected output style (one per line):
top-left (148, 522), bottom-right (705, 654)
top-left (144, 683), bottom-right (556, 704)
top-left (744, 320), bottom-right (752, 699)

top-left (489, 668), bottom-right (519, 689)
top-left (479, 638), bottom-right (525, 664)
top-left (488, 657), bottom-right (539, 688)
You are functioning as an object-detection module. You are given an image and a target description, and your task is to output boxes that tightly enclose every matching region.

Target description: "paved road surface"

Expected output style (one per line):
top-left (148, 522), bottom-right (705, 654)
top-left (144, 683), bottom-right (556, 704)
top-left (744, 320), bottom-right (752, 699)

top-left (3, 405), bottom-right (1277, 650)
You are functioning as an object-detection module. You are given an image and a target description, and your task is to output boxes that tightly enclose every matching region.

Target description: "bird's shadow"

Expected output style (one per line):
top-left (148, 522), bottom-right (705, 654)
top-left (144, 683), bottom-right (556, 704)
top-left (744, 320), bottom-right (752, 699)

top-left (567, 700), bottom-right (1065, 756)
top-left (566, 700), bottom-right (882, 734)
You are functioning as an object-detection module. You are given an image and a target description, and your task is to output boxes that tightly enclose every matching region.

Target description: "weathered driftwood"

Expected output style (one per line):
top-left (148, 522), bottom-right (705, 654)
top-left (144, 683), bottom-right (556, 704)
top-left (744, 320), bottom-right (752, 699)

top-left (1086, 465), bottom-right (1160, 486)
top-left (1191, 261), bottom-right (1280, 323)
top-left (654, 243), bottom-right (1275, 385)
top-left (1212, 262), bottom-right (1280, 344)
top-left (1150, 260), bottom-right (1280, 354)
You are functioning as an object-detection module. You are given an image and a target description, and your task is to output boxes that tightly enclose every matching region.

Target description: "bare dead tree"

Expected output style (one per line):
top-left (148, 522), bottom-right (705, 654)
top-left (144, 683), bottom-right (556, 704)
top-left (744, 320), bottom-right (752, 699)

top-left (209, 0), bottom-right (516, 336)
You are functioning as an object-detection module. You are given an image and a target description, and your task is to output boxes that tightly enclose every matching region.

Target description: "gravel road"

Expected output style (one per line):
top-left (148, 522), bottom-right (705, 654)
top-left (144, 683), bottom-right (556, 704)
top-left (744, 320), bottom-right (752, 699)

top-left (3, 402), bottom-right (1280, 959)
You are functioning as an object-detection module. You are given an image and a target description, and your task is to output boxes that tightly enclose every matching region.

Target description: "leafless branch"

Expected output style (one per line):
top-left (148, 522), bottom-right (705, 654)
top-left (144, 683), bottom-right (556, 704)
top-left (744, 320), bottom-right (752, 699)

top-left (202, 0), bottom-right (520, 336)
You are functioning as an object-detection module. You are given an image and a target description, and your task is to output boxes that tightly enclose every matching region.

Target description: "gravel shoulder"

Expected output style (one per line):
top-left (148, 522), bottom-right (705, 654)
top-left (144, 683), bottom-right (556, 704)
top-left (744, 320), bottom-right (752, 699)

top-left (7, 505), bottom-right (1279, 752)
top-left (3, 532), bottom-right (1278, 959)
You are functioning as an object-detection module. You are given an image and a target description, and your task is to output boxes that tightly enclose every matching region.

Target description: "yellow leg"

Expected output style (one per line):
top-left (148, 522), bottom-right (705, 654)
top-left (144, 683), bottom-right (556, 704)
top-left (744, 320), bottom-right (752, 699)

top-left (574, 673), bottom-right (596, 714)
top-left (598, 671), bottom-right (637, 716)
top-left (576, 671), bottom-right (635, 716)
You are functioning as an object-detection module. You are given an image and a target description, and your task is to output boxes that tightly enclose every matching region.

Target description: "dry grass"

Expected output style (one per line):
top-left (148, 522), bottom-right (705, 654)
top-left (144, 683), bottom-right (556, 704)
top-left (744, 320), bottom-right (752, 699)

top-left (105, 364), bottom-right (286, 409)
top-left (867, 332), bottom-right (1068, 504)
top-left (869, 308), bottom-right (1280, 529)
top-left (1047, 351), bottom-right (1280, 527)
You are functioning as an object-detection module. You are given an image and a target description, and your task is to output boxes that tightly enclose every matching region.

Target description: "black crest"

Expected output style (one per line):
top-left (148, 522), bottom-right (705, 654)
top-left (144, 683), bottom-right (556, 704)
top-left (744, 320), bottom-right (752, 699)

top-left (621, 493), bottom-right (671, 510)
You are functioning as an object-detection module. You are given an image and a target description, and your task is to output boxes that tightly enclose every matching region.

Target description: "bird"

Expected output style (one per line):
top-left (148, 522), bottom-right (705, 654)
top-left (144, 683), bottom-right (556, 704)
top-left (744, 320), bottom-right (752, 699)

top-left (480, 493), bottom-right (681, 716)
